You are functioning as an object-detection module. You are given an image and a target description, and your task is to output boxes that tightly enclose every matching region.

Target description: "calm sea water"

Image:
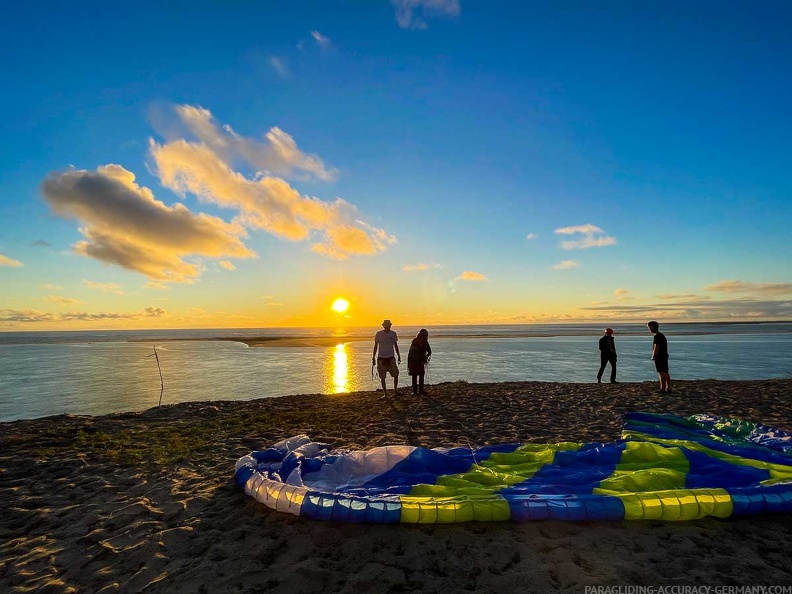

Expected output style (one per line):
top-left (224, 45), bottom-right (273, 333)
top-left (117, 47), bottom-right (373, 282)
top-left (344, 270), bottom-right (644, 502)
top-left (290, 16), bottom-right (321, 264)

top-left (0, 323), bottom-right (790, 422)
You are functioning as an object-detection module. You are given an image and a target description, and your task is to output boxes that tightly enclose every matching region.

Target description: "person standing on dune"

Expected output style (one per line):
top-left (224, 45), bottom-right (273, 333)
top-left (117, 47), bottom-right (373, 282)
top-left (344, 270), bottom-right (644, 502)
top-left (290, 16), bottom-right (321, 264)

top-left (648, 320), bottom-right (671, 393)
top-left (372, 319), bottom-right (401, 397)
top-left (597, 327), bottom-right (618, 383)
top-left (408, 328), bottom-right (432, 396)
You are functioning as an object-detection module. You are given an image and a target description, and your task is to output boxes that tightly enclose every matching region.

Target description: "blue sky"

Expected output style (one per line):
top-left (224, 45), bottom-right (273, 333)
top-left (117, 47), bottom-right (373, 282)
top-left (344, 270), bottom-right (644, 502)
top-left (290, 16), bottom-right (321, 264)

top-left (1, 1), bottom-right (790, 329)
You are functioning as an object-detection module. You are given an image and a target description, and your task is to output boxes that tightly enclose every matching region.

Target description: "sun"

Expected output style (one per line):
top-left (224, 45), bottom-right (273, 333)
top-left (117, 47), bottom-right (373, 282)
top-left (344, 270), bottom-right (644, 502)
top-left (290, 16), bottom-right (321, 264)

top-left (331, 297), bottom-right (349, 314)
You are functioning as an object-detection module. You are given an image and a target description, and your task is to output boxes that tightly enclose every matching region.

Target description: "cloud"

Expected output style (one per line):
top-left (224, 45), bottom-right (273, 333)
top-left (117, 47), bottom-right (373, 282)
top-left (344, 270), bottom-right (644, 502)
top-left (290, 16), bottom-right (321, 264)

top-left (41, 165), bottom-right (255, 283)
top-left (391, 0), bottom-right (460, 29)
top-left (455, 271), bottom-right (488, 281)
top-left (269, 56), bottom-right (290, 78)
top-left (580, 298), bottom-right (792, 320)
top-left (172, 105), bottom-right (337, 182)
top-left (402, 263), bottom-right (443, 272)
top-left (32, 240), bottom-right (52, 248)
top-left (554, 224), bottom-right (617, 249)
top-left (151, 137), bottom-right (395, 260)
top-left (704, 280), bottom-right (792, 297)
top-left (41, 295), bottom-right (80, 305)
top-left (614, 288), bottom-right (631, 300)
top-left (552, 259), bottom-right (579, 270)
top-left (0, 307), bottom-right (167, 323)
top-left (219, 260), bottom-right (236, 271)
top-left (42, 284), bottom-right (63, 291)
top-left (657, 293), bottom-right (710, 300)
top-left (83, 280), bottom-right (126, 295)
top-left (310, 31), bottom-right (333, 51)
top-left (525, 233), bottom-right (537, 240)
top-left (0, 254), bottom-right (23, 267)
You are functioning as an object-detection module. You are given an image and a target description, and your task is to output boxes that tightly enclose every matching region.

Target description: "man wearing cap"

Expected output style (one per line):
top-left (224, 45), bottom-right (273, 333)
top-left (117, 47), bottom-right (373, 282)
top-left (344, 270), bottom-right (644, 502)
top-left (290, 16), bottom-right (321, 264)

top-left (597, 327), bottom-right (618, 384)
top-left (372, 320), bottom-right (401, 396)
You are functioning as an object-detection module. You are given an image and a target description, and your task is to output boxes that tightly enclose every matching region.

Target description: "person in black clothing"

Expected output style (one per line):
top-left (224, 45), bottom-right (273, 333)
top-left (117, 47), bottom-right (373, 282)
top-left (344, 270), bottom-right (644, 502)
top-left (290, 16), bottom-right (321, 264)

top-left (407, 328), bottom-right (432, 395)
top-left (648, 320), bottom-right (671, 393)
top-left (597, 327), bottom-right (618, 383)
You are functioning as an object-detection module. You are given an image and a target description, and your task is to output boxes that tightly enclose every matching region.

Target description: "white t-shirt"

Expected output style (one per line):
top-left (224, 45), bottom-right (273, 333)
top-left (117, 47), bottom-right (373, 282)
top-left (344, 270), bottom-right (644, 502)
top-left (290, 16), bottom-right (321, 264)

top-left (375, 330), bottom-right (398, 358)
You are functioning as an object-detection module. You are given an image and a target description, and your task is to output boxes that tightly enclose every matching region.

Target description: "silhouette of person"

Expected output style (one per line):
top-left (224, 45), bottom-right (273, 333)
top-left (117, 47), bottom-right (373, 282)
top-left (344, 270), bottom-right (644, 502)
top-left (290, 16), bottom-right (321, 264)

top-left (648, 320), bottom-right (671, 393)
top-left (597, 327), bottom-right (618, 383)
top-left (407, 329), bottom-right (432, 395)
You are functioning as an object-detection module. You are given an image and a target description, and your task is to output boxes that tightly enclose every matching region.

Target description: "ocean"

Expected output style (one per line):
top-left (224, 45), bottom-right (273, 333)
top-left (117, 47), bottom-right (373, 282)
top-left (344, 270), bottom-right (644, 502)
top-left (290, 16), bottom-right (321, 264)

top-left (0, 322), bottom-right (790, 422)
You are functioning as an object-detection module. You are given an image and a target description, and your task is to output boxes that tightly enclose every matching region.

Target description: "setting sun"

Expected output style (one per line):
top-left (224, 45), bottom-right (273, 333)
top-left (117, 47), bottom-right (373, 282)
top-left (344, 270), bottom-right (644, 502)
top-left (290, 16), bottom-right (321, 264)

top-left (331, 297), bottom-right (349, 314)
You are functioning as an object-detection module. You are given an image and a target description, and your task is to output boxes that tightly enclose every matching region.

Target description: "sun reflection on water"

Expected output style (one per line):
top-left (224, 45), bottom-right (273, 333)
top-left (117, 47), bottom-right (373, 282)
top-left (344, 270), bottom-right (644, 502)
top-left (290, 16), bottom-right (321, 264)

top-left (331, 343), bottom-right (349, 393)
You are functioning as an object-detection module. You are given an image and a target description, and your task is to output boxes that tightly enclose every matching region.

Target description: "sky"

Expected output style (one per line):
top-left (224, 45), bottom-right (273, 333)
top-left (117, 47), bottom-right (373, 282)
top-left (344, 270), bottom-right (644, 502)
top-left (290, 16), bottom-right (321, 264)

top-left (1, 0), bottom-right (791, 330)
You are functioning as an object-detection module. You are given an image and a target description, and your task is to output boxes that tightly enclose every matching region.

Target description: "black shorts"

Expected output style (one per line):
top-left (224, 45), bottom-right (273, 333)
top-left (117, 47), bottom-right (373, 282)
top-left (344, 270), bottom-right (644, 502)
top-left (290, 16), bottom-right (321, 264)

top-left (654, 356), bottom-right (669, 373)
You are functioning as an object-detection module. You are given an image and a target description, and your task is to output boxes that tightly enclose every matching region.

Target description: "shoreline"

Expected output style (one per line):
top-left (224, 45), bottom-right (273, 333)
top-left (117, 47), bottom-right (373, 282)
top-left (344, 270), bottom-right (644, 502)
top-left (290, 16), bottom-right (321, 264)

top-left (2, 379), bottom-right (792, 591)
top-left (127, 326), bottom-right (792, 348)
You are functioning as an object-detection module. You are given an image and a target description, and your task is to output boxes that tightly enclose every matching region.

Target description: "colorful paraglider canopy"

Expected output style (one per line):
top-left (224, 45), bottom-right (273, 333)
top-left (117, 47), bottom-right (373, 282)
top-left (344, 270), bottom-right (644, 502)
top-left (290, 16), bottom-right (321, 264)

top-left (235, 413), bottom-right (792, 523)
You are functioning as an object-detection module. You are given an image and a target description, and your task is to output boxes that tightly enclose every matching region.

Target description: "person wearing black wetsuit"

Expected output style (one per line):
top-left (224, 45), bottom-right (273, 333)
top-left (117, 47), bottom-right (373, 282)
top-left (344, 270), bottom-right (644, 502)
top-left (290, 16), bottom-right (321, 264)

top-left (597, 327), bottom-right (618, 383)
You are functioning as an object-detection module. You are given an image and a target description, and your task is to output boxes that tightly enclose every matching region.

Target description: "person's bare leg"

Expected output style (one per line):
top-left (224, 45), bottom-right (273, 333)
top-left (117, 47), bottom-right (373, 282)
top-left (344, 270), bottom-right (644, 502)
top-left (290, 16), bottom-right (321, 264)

top-left (393, 377), bottom-right (398, 395)
top-left (380, 372), bottom-right (387, 396)
top-left (661, 372), bottom-right (671, 392)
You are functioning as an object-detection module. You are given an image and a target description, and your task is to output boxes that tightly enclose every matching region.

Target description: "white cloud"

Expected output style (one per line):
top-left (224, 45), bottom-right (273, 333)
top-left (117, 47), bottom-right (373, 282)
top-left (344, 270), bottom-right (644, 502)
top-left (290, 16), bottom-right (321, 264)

top-left (269, 56), bottom-right (290, 78)
top-left (614, 288), bottom-right (631, 300)
top-left (151, 136), bottom-right (395, 260)
top-left (83, 280), bottom-right (127, 295)
top-left (455, 271), bottom-right (488, 281)
top-left (552, 260), bottom-right (579, 270)
top-left (525, 233), bottom-right (537, 240)
top-left (704, 280), bottom-right (792, 297)
top-left (310, 31), bottom-right (333, 51)
top-left (554, 224), bottom-right (617, 249)
top-left (0, 254), bottom-right (23, 267)
top-left (41, 165), bottom-right (255, 283)
top-left (173, 105), bottom-right (337, 182)
top-left (402, 263), bottom-right (443, 272)
top-left (391, 0), bottom-right (460, 29)
top-left (41, 295), bottom-right (80, 305)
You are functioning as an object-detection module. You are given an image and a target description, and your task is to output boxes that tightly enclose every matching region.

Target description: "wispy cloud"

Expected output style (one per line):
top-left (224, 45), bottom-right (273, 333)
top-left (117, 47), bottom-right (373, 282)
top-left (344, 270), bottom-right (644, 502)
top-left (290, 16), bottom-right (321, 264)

top-left (455, 271), bottom-right (488, 281)
top-left (41, 295), bottom-right (80, 305)
top-left (219, 260), bottom-right (236, 271)
top-left (310, 31), bottom-right (333, 51)
top-left (391, 0), bottom-right (460, 29)
top-left (172, 105), bottom-right (337, 182)
top-left (83, 280), bottom-right (127, 295)
top-left (402, 263), bottom-right (443, 272)
top-left (554, 224), bottom-right (617, 250)
top-left (657, 293), bottom-right (709, 300)
top-left (41, 165), bottom-right (255, 283)
top-left (614, 288), bottom-right (631, 300)
top-left (0, 254), bottom-right (23, 267)
top-left (552, 259), bottom-right (579, 270)
top-left (525, 233), bottom-right (537, 241)
top-left (32, 240), bottom-right (52, 248)
top-left (704, 280), bottom-right (792, 297)
top-left (0, 307), bottom-right (167, 323)
top-left (42, 284), bottom-right (64, 291)
top-left (580, 298), bottom-right (792, 320)
top-left (269, 56), bottom-right (290, 78)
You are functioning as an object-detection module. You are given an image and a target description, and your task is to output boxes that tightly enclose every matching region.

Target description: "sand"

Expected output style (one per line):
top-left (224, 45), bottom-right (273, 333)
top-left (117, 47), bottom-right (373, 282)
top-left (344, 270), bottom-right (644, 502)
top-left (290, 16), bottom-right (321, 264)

top-left (2, 379), bottom-right (792, 593)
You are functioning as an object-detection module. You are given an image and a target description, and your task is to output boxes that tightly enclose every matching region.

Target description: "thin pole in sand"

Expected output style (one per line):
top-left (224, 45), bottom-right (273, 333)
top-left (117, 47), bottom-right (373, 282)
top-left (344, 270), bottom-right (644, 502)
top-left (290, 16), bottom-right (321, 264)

top-left (147, 345), bottom-right (165, 407)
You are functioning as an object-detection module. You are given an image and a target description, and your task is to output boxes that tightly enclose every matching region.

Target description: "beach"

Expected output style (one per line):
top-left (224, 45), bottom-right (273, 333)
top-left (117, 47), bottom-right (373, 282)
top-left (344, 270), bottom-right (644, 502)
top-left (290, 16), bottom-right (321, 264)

top-left (2, 379), bottom-right (792, 593)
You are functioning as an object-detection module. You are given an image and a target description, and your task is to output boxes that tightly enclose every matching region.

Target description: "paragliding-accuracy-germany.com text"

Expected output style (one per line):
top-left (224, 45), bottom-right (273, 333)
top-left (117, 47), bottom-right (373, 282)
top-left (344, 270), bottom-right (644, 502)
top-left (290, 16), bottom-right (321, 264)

top-left (584, 586), bottom-right (792, 594)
